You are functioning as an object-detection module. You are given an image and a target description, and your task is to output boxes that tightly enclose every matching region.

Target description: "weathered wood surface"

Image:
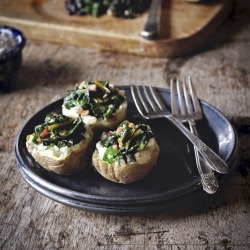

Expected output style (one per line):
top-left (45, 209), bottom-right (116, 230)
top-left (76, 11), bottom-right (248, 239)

top-left (0, 1), bottom-right (250, 249)
top-left (0, 0), bottom-right (232, 57)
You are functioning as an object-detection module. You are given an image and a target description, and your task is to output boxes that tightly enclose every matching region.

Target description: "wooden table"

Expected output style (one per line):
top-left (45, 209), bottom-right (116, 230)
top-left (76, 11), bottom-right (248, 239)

top-left (0, 1), bottom-right (249, 249)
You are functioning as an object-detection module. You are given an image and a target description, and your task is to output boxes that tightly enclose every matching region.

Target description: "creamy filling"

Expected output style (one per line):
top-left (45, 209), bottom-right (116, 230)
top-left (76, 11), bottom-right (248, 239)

top-left (96, 141), bottom-right (107, 160)
top-left (26, 135), bottom-right (71, 160)
top-left (27, 129), bottom-right (92, 160)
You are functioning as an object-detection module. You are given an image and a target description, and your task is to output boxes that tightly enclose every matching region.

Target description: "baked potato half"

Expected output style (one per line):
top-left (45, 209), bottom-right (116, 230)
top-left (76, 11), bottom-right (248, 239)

top-left (26, 112), bottom-right (93, 175)
top-left (62, 80), bottom-right (127, 133)
top-left (92, 120), bottom-right (160, 184)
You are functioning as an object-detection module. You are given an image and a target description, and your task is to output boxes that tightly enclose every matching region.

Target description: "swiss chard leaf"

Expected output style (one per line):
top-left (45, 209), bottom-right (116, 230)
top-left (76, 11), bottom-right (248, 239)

top-left (102, 146), bottom-right (118, 163)
top-left (100, 120), bottom-right (153, 164)
top-left (32, 113), bottom-right (86, 148)
top-left (63, 81), bottom-right (125, 120)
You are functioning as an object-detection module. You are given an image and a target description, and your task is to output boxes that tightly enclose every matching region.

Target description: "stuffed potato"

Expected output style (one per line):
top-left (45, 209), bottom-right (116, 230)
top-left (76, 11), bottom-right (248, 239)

top-left (92, 120), bottom-right (160, 184)
top-left (62, 80), bottom-right (127, 133)
top-left (26, 112), bottom-right (93, 175)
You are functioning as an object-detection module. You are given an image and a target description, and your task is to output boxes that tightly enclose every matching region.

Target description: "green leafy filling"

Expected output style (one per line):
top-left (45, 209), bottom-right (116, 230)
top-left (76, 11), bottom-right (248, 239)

top-left (101, 120), bottom-right (153, 164)
top-left (65, 0), bottom-right (151, 18)
top-left (63, 80), bottom-right (125, 120)
top-left (31, 112), bottom-right (86, 148)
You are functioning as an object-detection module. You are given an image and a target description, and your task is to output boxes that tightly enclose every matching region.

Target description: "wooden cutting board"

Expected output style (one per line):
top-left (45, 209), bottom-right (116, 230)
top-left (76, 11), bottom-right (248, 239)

top-left (0, 0), bottom-right (233, 57)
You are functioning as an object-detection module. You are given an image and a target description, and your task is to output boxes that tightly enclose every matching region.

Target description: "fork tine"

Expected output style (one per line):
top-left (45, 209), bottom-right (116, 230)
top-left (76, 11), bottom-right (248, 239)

top-left (176, 78), bottom-right (186, 115)
top-left (131, 85), bottom-right (162, 118)
top-left (143, 86), bottom-right (157, 112)
top-left (130, 86), bottom-right (149, 118)
top-left (183, 78), bottom-right (193, 115)
top-left (170, 78), bottom-right (179, 116)
top-left (188, 76), bottom-right (202, 114)
top-left (148, 85), bottom-right (165, 111)
top-left (135, 86), bottom-right (150, 113)
top-left (131, 84), bottom-right (170, 120)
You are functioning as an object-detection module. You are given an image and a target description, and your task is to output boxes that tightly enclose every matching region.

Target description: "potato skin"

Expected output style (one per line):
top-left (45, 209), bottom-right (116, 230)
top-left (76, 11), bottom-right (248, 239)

top-left (92, 138), bottom-right (160, 184)
top-left (26, 132), bottom-right (92, 175)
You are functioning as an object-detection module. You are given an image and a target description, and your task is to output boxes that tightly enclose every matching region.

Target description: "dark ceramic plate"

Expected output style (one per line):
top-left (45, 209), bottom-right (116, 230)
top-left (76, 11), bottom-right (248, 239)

top-left (15, 86), bottom-right (238, 213)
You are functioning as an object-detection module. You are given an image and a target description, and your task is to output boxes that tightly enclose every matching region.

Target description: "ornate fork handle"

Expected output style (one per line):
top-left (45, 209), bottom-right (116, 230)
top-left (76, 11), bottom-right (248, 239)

top-left (188, 120), bottom-right (219, 194)
top-left (166, 115), bottom-right (229, 174)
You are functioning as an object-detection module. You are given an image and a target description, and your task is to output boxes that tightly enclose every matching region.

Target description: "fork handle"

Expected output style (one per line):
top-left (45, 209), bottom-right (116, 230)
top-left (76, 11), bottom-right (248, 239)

top-left (189, 120), bottom-right (219, 194)
top-left (166, 115), bottom-right (229, 174)
top-left (141, 0), bottom-right (162, 39)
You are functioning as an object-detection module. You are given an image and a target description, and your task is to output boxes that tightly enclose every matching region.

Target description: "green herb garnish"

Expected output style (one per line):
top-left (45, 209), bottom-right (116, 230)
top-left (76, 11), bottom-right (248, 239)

top-left (101, 120), bottom-right (153, 164)
top-left (31, 112), bottom-right (86, 148)
top-left (63, 80), bottom-right (125, 120)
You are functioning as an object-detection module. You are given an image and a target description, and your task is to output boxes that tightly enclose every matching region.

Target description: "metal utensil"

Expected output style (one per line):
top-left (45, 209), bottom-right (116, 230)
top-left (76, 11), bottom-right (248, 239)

top-left (141, 0), bottom-right (162, 39)
top-left (171, 77), bottom-right (219, 194)
top-left (130, 85), bottom-right (229, 174)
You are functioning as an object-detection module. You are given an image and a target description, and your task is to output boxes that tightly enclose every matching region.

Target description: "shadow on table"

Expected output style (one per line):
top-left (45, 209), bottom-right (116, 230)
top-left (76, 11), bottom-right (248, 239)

top-left (180, 1), bottom-right (250, 58)
top-left (4, 58), bottom-right (83, 91)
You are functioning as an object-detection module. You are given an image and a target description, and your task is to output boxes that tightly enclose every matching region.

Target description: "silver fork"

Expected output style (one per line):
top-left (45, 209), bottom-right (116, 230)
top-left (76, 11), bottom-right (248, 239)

top-left (171, 77), bottom-right (219, 194)
top-left (130, 85), bottom-right (229, 174)
top-left (141, 0), bottom-right (162, 40)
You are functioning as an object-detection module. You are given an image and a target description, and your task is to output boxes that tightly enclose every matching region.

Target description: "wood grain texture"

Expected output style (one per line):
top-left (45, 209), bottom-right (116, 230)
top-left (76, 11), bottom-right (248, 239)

top-left (0, 0), bottom-right (233, 57)
top-left (0, 1), bottom-right (250, 249)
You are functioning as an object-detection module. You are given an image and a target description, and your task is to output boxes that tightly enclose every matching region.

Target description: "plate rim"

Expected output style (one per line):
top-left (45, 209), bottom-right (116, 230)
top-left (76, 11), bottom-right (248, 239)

top-left (17, 153), bottom-right (239, 214)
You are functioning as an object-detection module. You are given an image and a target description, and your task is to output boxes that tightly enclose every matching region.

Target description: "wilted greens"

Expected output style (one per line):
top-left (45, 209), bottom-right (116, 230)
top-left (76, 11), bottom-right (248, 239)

top-left (65, 0), bottom-right (151, 18)
top-left (101, 120), bottom-right (153, 164)
top-left (63, 80), bottom-right (125, 120)
top-left (30, 113), bottom-right (86, 148)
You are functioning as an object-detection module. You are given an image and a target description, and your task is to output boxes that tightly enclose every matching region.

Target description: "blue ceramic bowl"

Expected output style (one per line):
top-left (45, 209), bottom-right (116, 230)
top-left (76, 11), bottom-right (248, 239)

top-left (0, 26), bottom-right (26, 90)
